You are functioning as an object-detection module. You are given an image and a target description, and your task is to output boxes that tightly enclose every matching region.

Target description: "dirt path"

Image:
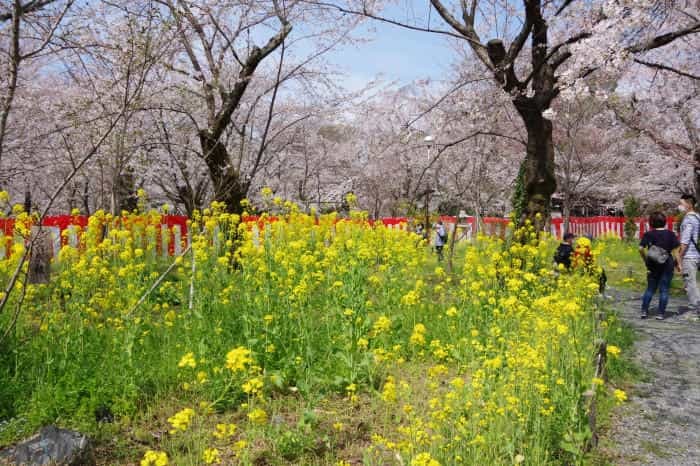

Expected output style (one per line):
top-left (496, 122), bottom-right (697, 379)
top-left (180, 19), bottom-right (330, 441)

top-left (602, 289), bottom-right (700, 465)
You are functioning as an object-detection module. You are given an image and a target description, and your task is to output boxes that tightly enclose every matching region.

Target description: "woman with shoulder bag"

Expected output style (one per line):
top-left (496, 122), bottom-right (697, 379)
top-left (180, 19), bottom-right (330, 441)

top-left (639, 212), bottom-right (680, 320)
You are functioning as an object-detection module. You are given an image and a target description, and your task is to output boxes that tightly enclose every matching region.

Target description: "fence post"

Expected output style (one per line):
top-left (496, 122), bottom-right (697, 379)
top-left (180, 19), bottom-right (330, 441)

top-left (173, 225), bottom-right (182, 256)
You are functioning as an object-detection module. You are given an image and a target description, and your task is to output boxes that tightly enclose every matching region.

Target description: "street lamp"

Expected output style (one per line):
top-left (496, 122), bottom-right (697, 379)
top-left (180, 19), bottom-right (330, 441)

top-left (420, 135), bottom-right (445, 235)
top-left (422, 135), bottom-right (436, 232)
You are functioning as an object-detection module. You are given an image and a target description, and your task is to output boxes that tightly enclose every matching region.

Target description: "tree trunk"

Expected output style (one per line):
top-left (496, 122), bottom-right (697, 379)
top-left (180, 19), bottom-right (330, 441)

top-left (199, 129), bottom-right (246, 214)
top-left (694, 149), bottom-right (700, 203)
top-left (514, 97), bottom-right (557, 230)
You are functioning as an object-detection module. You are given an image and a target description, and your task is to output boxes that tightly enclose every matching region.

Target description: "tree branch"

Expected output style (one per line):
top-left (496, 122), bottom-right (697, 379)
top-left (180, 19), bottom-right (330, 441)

top-left (209, 20), bottom-right (292, 141)
top-left (508, 0), bottom-right (532, 61)
top-left (303, 0), bottom-right (473, 42)
top-left (633, 58), bottom-right (700, 81)
top-left (247, 40), bottom-right (285, 190)
top-left (628, 21), bottom-right (700, 53)
top-left (429, 0), bottom-right (493, 70)
top-left (0, 0), bottom-right (57, 22)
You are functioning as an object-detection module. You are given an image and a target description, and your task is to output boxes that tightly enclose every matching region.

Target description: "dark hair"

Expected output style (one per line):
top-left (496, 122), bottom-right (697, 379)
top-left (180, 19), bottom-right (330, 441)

top-left (563, 232), bottom-right (574, 241)
top-left (681, 193), bottom-right (696, 206)
top-left (649, 211), bottom-right (666, 228)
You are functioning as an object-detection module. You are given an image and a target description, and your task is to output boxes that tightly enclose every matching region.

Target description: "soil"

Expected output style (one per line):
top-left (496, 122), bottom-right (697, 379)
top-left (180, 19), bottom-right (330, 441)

top-left (601, 289), bottom-right (700, 466)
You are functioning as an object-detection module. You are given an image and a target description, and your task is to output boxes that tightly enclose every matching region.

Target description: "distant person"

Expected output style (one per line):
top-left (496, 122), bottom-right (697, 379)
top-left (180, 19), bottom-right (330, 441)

top-left (639, 212), bottom-right (680, 320)
top-left (554, 232), bottom-right (575, 269)
top-left (434, 220), bottom-right (447, 261)
top-left (678, 194), bottom-right (700, 315)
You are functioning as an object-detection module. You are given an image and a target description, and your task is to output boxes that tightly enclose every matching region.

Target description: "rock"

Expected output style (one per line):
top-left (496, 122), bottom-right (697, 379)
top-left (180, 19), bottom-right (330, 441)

top-left (0, 426), bottom-right (94, 465)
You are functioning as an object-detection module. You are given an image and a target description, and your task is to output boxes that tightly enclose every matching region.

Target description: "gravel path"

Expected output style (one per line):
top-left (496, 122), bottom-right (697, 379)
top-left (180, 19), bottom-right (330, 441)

top-left (602, 289), bottom-right (700, 465)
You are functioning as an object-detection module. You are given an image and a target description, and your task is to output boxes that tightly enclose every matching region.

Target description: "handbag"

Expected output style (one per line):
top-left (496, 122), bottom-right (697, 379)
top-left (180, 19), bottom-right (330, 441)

top-left (647, 244), bottom-right (670, 266)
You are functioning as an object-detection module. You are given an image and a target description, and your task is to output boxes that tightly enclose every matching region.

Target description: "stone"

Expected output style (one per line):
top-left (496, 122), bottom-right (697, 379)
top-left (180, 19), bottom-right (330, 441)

top-left (0, 426), bottom-right (94, 465)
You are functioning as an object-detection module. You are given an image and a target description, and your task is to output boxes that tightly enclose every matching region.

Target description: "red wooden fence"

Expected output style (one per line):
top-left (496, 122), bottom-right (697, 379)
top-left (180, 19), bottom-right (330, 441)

top-left (0, 214), bottom-right (676, 259)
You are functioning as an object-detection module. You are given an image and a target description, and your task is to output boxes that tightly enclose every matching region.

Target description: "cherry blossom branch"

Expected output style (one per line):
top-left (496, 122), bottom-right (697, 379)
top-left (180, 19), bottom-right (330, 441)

top-left (412, 130), bottom-right (524, 201)
top-left (404, 77), bottom-right (491, 129)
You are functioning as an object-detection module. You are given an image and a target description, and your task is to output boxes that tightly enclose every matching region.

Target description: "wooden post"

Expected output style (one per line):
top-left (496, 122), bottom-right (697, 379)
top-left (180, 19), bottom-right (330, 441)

top-left (585, 339), bottom-right (607, 450)
top-left (28, 226), bottom-right (53, 284)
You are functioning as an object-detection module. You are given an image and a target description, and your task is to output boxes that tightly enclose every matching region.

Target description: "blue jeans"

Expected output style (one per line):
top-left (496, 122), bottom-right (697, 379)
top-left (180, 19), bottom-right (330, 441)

top-left (642, 268), bottom-right (673, 315)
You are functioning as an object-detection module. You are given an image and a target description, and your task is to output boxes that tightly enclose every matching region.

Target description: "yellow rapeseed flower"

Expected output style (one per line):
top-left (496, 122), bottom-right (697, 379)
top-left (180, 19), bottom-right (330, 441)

top-left (247, 408), bottom-right (268, 425)
top-left (614, 389), bottom-right (627, 403)
top-left (202, 448), bottom-right (221, 464)
top-left (212, 423), bottom-right (237, 439)
top-left (242, 376), bottom-right (264, 395)
top-left (410, 324), bottom-right (426, 346)
top-left (141, 450), bottom-right (168, 466)
top-left (225, 347), bottom-right (253, 372)
top-left (373, 315), bottom-right (392, 334)
top-left (167, 407), bottom-right (195, 434)
top-left (411, 452), bottom-right (441, 466)
top-left (381, 376), bottom-right (397, 403)
top-left (177, 352), bottom-right (196, 369)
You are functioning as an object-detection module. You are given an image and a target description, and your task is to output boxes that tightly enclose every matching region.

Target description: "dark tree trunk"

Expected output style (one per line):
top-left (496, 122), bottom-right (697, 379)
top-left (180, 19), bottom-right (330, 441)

top-left (514, 97), bottom-right (557, 230)
top-left (199, 129), bottom-right (246, 214)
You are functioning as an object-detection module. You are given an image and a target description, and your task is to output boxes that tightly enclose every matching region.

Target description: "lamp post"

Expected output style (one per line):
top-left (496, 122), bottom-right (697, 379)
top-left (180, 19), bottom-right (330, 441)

top-left (423, 135), bottom-right (435, 232)
top-left (422, 187), bottom-right (435, 234)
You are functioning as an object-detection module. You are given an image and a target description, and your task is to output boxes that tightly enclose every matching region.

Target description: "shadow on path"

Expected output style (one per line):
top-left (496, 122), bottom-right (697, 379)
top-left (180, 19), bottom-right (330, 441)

top-left (601, 289), bottom-right (700, 466)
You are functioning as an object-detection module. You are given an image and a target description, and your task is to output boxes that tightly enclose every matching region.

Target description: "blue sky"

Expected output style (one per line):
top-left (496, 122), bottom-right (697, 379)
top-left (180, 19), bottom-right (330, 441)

top-left (323, 11), bottom-right (458, 88)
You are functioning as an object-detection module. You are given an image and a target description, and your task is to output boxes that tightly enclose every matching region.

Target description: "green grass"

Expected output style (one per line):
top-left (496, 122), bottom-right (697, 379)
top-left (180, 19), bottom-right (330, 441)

top-left (598, 239), bottom-right (685, 296)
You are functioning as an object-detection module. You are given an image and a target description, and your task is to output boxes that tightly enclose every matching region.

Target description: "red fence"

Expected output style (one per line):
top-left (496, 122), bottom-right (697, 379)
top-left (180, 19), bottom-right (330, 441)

top-left (0, 214), bottom-right (677, 259)
top-left (439, 215), bottom-right (677, 241)
top-left (0, 215), bottom-right (190, 260)
top-left (0, 215), bottom-right (416, 259)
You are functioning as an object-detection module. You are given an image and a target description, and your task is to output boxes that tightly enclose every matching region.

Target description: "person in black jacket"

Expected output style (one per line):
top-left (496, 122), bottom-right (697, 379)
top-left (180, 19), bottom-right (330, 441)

top-left (554, 232), bottom-right (575, 269)
top-left (639, 212), bottom-right (680, 320)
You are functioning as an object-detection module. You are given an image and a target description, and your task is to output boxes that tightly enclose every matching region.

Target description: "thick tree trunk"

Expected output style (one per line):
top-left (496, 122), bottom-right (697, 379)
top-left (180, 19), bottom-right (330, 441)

top-left (514, 97), bottom-right (557, 230)
top-left (199, 130), bottom-right (246, 214)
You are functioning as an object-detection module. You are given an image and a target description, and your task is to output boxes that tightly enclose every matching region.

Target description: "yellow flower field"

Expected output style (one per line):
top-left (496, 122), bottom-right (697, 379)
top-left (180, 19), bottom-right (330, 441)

top-left (0, 201), bottom-right (626, 465)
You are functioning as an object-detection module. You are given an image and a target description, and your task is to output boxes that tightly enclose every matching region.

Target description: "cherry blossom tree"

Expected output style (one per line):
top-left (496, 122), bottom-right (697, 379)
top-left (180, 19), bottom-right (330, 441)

top-left (149, 0), bottom-right (362, 213)
top-left (610, 79), bottom-right (699, 199)
top-left (552, 94), bottom-right (627, 228)
top-left (0, 0), bottom-right (73, 177)
top-left (313, 0), bottom-right (700, 226)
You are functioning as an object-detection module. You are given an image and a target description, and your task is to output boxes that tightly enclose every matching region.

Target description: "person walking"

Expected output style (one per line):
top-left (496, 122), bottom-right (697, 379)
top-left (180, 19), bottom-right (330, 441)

top-left (677, 194), bottom-right (700, 315)
top-left (639, 212), bottom-right (680, 320)
top-left (434, 220), bottom-right (447, 261)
